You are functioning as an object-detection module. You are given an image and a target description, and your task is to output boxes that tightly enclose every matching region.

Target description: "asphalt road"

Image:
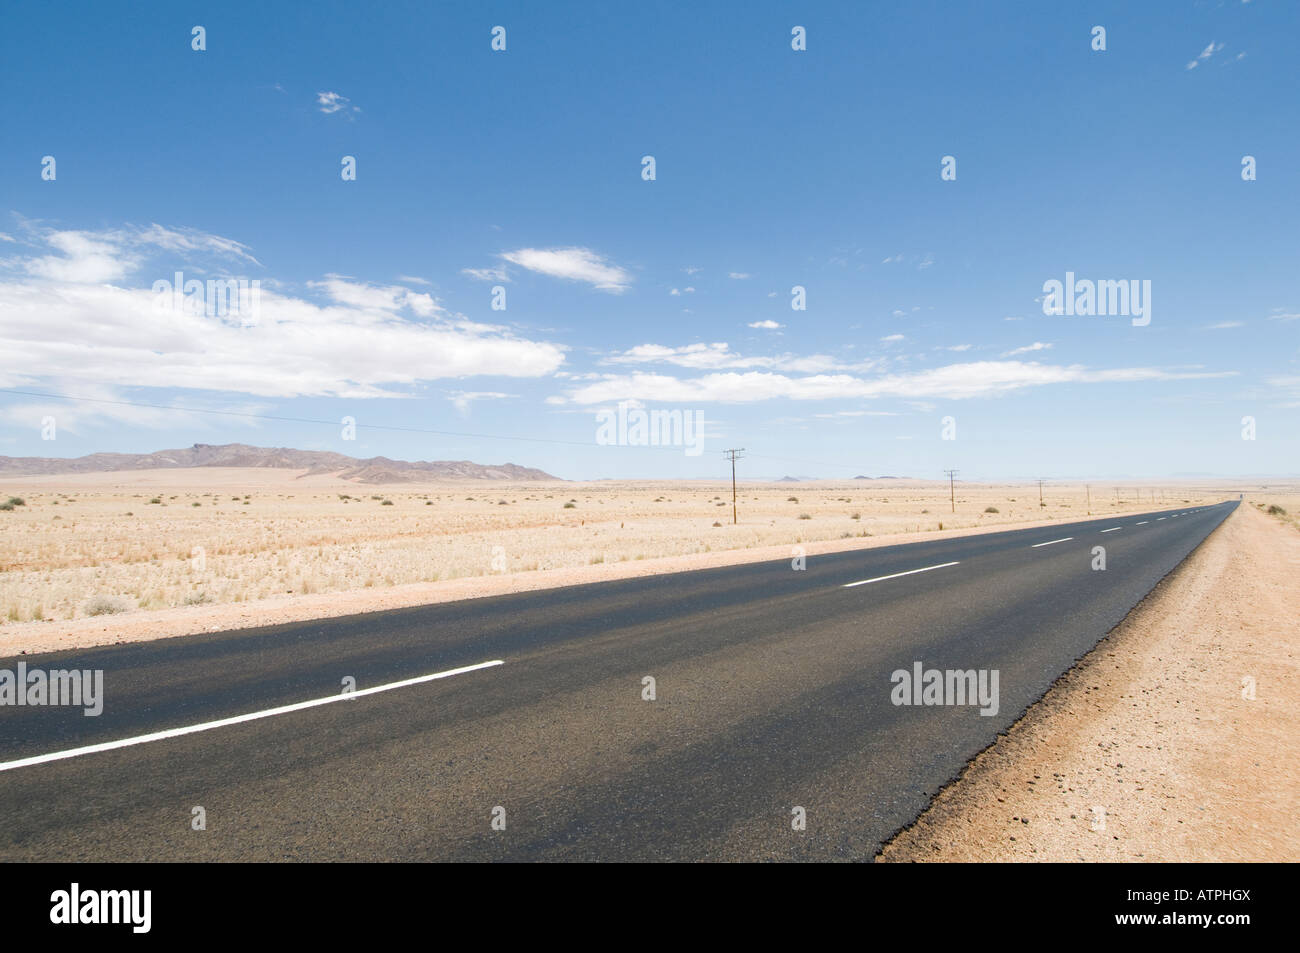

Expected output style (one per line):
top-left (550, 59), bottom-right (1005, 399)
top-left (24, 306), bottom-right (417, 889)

top-left (0, 501), bottom-right (1236, 861)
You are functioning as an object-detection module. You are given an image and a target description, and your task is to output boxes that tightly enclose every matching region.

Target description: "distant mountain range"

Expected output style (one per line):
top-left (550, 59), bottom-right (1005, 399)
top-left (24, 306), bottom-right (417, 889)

top-left (0, 443), bottom-right (559, 483)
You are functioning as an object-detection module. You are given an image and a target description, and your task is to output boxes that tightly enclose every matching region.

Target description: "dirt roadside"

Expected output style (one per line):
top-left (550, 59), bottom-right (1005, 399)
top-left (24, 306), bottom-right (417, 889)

top-left (878, 502), bottom-right (1299, 862)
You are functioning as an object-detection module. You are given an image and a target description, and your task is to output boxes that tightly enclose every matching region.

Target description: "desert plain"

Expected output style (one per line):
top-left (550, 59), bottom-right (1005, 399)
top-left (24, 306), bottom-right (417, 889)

top-left (1, 467), bottom-right (1291, 655)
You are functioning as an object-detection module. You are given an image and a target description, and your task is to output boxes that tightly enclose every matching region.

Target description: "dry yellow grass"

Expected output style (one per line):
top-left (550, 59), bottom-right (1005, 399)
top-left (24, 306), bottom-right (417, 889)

top-left (0, 468), bottom-right (1246, 626)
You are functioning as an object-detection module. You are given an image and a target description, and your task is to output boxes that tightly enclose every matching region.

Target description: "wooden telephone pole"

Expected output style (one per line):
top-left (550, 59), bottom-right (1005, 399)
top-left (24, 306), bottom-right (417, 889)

top-left (943, 469), bottom-right (958, 513)
top-left (724, 449), bottom-right (744, 524)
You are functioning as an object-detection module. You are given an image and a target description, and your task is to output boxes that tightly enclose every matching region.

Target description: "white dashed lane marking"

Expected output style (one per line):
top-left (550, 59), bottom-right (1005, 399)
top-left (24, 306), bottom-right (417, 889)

top-left (0, 659), bottom-right (505, 774)
top-left (843, 561), bottom-right (961, 588)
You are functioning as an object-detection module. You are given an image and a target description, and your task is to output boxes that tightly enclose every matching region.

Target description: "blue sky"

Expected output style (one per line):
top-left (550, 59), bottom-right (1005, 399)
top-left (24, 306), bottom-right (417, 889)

top-left (1, 0), bottom-right (1296, 480)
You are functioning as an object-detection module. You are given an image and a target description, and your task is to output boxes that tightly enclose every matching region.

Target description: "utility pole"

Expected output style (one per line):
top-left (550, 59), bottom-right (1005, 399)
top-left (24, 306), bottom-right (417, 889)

top-left (1086, 484), bottom-right (1090, 513)
top-left (943, 468), bottom-right (958, 513)
top-left (724, 448), bottom-right (744, 525)
top-left (1038, 477), bottom-right (1046, 508)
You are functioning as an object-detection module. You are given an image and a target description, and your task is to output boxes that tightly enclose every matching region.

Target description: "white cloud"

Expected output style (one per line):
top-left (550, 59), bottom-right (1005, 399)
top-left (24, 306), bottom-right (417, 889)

top-left (309, 275), bottom-right (441, 317)
top-left (559, 362), bottom-right (1234, 405)
top-left (317, 91), bottom-right (360, 116)
top-left (603, 342), bottom-right (873, 375)
top-left (0, 224), bottom-right (566, 401)
top-left (812, 410), bottom-right (900, 418)
top-left (499, 247), bottom-right (631, 293)
top-left (880, 334), bottom-right (904, 342)
top-left (1003, 341), bottom-right (1053, 357)
top-left (728, 272), bottom-right (751, 280)
top-left (1186, 41), bottom-right (1224, 70)
top-left (449, 390), bottom-right (512, 414)
top-left (461, 265), bottom-right (508, 282)
top-left (748, 320), bottom-right (782, 329)
top-left (3, 223), bottom-right (260, 285)
top-left (1204, 321), bottom-right (1244, 330)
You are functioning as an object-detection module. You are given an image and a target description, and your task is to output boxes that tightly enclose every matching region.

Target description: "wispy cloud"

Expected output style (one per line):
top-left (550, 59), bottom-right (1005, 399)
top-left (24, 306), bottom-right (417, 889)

top-left (461, 265), bottom-right (508, 283)
top-left (449, 390), bottom-right (512, 414)
top-left (317, 91), bottom-right (360, 117)
top-left (499, 247), bottom-right (632, 293)
top-left (603, 342), bottom-right (873, 374)
top-left (1003, 341), bottom-right (1052, 357)
top-left (557, 362), bottom-right (1236, 406)
top-left (748, 320), bottom-right (782, 330)
top-left (1186, 41), bottom-right (1224, 70)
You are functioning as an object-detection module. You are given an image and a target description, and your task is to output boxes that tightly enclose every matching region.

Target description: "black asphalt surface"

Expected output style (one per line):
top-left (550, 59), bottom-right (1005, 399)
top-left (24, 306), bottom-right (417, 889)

top-left (0, 501), bottom-right (1236, 861)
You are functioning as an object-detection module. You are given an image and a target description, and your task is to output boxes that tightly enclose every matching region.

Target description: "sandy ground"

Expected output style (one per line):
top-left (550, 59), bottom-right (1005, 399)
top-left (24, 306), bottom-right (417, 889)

top-left (0, 499), bottom-right (1182, 657)
top-left (878, 499), bottom-right (1300, 862)
top-left (0, 469), bottom-right (1234, 655)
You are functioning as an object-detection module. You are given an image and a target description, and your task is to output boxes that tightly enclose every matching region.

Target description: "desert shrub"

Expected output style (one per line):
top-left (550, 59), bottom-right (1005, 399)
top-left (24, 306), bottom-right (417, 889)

top-left (985, 506), bottom-right (999, 513)
top-left (85, 595), bottom-right (130, 616)
top-left (6, 497), bottom-right (25, 506)
top-left (563, 502), bottom-right (576, 509)
top-left (1267, 504), bottom-right (1287, 516)
top-left (798, 513), bottom-right (812, 520)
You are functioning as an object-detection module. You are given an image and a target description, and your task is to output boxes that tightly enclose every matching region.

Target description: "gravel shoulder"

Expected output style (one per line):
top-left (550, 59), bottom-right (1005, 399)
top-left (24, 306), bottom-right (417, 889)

top-left (878, 502), bottom-right (1299, 862)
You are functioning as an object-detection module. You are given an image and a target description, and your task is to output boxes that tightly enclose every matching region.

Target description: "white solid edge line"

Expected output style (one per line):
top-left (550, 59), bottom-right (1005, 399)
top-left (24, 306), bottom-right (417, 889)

top-left (1100, 527), bottom-right (1122, 533)
top-left (1137, 521), bottom-right (1148, 525)
top-left (0, 659), bottom-right (505, 774)
top-left (1031, 537), bottom-right (1073, 548)
top-left (1157, 517), bottom-right (1167, 520)
top-left (843, 561), bottom-right (960, 588)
